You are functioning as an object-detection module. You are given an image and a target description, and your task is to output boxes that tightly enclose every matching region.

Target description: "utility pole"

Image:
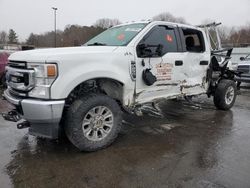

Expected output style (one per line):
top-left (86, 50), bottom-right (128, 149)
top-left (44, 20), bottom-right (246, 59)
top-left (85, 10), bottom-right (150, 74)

top-left (52, 7), bottom-right (58, 48)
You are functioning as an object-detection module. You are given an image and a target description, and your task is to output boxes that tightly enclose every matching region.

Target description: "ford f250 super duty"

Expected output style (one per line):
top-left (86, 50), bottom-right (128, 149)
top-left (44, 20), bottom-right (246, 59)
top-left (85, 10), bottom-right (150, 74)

top-left (2, 21), bottom-right (240, 151)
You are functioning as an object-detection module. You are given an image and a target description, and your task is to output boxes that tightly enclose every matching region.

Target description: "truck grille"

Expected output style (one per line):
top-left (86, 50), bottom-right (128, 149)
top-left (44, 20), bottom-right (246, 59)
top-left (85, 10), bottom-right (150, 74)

top-left (8, 60), bottom-right (27, 69)
top-left (237, 65), bottom-right (250, 74)
top-left (6, 61), bottom-right (35, 96)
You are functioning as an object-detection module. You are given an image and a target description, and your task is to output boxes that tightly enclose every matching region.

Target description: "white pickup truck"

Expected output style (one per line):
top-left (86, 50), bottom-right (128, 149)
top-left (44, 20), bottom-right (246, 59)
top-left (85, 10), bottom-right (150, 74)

top-left (2, 21), bottom-right (239, 151)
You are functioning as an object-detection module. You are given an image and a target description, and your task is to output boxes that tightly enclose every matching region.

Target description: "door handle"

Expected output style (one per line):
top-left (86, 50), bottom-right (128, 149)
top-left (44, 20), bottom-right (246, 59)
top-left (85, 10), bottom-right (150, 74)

top-left (175, 61), bottom-right (183, 66)
top-left (200, 61), bottom-right (209, 65)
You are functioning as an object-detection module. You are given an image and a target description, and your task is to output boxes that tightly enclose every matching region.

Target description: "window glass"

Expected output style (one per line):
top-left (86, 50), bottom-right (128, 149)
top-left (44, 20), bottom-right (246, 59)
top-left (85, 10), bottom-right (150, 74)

top-left (182, 28), bottom-right (205, 53)
top-left (85, 23), bottom-right (146, 46)
top-left (141, 25), bottom-right (178, 55)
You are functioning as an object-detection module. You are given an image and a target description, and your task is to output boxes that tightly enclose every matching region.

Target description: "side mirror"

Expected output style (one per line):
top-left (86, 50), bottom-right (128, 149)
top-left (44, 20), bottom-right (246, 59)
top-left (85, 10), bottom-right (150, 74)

top-left (137, 43), bottom-right (163, 58)
top-left (137, 44), bottom-right (153, 57)
top-left (240, 57), bottom-right (245, 61)
top-left (138, 43), bottom-right (146, 50)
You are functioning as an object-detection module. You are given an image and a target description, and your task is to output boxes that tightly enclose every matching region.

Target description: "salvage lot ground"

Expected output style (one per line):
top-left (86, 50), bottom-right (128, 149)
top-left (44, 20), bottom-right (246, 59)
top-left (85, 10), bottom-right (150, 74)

top-left (0, 86), bottom-right (250, 188)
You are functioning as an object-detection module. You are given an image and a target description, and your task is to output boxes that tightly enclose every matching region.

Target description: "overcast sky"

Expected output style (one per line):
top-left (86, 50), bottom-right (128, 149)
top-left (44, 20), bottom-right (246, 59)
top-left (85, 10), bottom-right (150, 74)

top-left (0, 0), bottom-right (250, 41)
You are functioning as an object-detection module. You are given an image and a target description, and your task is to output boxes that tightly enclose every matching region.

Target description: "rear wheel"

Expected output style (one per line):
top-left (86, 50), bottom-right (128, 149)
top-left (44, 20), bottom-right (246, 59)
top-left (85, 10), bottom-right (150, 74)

top-left (64, 93), bottom-right (122, 152)
top-left (213, 79), bottom-right (237, 110)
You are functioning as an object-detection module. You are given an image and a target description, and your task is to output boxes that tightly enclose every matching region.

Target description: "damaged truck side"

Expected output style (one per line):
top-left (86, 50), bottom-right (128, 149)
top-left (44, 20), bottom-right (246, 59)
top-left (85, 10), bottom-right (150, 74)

top-left (2, 21), bottom-right (240, 151)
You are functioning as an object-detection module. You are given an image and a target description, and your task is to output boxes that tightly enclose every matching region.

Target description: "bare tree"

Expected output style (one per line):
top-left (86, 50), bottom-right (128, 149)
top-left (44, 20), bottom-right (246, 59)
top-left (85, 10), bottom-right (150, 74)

top-left (228, 25), bottom-right (250, 46)
top-left (62, 25), bottom-right (104, 46)
top-left (152, 12), bottom-right (186, 24)
top-left (25, 25), bottom-right (104, 48)
top-left (218, 26), bottom-right (231, 44)
top-left (94, 18), bottom-right (121, 29)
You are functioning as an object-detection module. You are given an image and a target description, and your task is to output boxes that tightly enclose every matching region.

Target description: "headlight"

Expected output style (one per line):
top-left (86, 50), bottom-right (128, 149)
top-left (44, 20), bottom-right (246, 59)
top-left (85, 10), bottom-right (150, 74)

top-left (27, 63), bottom-right (58, 99)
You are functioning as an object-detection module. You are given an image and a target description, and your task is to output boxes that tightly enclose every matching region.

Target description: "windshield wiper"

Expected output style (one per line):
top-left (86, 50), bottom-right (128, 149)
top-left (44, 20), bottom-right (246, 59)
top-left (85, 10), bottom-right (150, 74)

top-left (87, 42), bottom-right (107, 46)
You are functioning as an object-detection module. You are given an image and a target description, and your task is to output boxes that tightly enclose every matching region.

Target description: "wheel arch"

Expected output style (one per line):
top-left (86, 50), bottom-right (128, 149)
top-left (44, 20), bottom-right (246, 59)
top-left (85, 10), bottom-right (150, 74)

top-left (65, 77), bottom-right (125, 105)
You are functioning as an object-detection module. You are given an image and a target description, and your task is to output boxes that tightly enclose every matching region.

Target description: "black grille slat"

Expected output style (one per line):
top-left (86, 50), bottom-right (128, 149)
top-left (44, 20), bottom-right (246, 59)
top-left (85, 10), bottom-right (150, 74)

top-left (8, 61), bottom-right (27, 69)
top-left (237, 65), bottom-right (250, 73)
top-left (6, 62), bottom-right (35, 93)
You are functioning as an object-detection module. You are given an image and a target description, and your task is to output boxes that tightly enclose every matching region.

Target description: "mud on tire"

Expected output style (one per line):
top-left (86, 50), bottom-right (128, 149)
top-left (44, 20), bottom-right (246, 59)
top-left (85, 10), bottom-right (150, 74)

top-left (213, 79), bottom-right (237, 110)
top-left (64, 93), bottom-right (122, 152)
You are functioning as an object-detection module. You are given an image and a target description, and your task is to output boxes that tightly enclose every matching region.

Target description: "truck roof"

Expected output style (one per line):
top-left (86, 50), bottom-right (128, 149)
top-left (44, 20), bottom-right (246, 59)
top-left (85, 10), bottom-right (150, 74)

top-left (114, 20), bottom-right (200, 31)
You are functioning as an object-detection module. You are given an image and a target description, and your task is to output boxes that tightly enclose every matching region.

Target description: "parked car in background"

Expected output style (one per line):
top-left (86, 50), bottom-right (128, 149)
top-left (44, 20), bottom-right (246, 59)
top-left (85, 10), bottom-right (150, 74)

top-left (236, 54), bottom-right (250, 85)
top-left (0, 50), bottom-right (12, 87)
top-left (230, 47), bottom-right (250, 71)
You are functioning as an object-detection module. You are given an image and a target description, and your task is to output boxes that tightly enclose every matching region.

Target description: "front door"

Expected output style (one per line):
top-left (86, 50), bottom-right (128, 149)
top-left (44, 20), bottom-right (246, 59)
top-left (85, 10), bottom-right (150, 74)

top-left (135, 24), bottom-right (185, 104)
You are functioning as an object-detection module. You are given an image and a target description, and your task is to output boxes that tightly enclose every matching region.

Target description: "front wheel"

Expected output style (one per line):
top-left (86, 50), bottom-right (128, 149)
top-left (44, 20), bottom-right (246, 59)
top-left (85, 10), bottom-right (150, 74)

top-left (65, 93), bottom-right (122, 152)
top-left (213, 79), bottom-right (237, 110)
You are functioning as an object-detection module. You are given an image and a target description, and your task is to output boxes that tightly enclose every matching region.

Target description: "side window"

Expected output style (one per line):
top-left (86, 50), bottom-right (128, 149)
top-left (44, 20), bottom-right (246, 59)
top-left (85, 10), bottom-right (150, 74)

top-left (138, 25), bottom-right (178, 56)
top-left (182, 28), bottom-right (205, 53)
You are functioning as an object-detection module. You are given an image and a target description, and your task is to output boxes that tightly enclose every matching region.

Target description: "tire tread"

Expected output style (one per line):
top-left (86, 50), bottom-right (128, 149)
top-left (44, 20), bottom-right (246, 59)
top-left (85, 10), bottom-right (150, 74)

top-left (64, 93), bottom-right (122, 152)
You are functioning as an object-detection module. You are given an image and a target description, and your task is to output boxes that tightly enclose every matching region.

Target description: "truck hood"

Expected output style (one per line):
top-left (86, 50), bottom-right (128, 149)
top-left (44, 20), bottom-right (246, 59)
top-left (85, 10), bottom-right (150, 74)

top-left (8, 46), bottom-right (119, 63)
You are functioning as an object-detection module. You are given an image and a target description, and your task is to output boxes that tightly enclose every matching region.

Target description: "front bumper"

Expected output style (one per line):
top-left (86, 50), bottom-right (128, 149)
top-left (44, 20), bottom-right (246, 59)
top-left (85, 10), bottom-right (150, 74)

top-left (3, 89), bottom-right (65, 138)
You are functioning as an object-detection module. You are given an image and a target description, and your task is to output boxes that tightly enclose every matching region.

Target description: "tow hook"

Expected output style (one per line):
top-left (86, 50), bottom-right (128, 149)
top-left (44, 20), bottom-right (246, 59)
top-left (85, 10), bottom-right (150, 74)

top-left (2, 110), bottom-right (21, 122)
top-left (17, 121), bottom-right (30, 129)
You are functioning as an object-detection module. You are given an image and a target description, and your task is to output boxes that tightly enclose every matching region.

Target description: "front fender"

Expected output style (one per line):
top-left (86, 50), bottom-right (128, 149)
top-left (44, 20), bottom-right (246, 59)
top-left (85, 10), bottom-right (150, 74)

top-left (50, 62), bottom-right (133, 99)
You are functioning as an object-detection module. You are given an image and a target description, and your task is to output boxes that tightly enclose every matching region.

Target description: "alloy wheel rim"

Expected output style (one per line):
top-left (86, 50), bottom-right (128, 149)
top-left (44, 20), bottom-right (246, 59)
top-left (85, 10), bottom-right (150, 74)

top-left (225, 86), bottom-right (235, 105)
top-left (82, 106), bottom-right (114, 141)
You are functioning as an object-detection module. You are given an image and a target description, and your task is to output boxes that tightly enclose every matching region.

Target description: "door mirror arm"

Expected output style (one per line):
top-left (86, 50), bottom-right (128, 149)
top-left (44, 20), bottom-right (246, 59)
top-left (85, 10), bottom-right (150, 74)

top-left (240, 57), bottom-right (245, 61)
top-left (155, 44), bottom-right (163, 57)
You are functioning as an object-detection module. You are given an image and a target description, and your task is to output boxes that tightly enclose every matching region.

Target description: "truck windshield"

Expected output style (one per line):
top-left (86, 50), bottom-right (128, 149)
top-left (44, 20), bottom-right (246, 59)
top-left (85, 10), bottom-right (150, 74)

top-left (85, 23), bottom-right (147, 46)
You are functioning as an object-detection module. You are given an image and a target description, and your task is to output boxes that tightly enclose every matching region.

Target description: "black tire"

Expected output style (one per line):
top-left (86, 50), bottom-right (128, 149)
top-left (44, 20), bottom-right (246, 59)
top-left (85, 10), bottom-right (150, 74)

top-left (64, 93), bottom-right (122, 152)
top-left (213, 79), bottom-right (237, 110)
